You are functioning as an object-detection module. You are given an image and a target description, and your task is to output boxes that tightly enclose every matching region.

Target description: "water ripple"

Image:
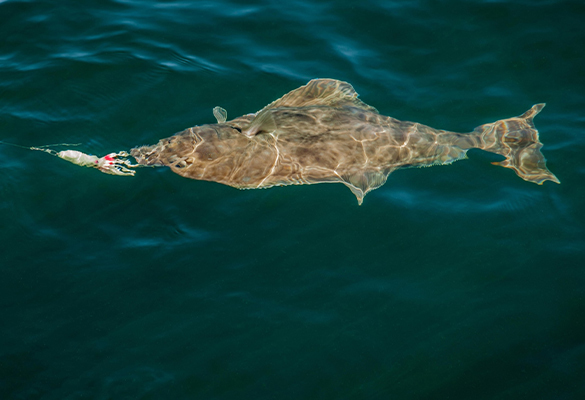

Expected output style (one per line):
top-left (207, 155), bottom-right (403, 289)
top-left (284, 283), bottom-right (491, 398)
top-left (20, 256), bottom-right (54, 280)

top-left (0, 1), bottom-right (584, 398)
top-left (380, 185), bottom-right (552, 216)
top-left (120, 221), bottom-right (216, 250)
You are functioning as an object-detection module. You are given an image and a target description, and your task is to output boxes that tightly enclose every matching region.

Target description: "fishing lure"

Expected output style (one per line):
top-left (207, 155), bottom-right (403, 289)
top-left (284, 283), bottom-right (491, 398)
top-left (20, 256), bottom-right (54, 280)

top-left (0, 142), bottom-right (138, 176)
top-left (55, 149), bottom-right (137, 176)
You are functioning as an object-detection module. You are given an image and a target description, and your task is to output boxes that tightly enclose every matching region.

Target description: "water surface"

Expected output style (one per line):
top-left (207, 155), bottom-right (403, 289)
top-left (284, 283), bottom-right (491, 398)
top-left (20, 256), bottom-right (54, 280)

top-left (1, 1), bottom-right (584, 399)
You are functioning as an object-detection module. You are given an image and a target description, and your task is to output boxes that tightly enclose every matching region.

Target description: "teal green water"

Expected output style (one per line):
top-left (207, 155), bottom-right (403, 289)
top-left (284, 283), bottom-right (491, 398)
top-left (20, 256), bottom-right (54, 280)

top-left (1, 1), bottom-right (584, 399)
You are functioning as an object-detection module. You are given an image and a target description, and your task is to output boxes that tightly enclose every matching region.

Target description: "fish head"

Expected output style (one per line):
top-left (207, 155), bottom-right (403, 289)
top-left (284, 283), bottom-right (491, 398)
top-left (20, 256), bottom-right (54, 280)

top-left (131, 123), bottom-right (252, 182)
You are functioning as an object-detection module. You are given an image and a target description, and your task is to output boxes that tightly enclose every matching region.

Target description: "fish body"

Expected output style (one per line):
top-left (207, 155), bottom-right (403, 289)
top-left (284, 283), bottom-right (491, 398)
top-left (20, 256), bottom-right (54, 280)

top-left (131, 79), bottom-right (559, 204)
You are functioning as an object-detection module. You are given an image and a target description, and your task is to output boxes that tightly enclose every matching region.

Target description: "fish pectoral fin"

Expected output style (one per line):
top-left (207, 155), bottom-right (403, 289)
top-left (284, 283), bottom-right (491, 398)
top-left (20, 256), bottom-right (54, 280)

top-left (341, 170), bottom-right (390, 205)
top-left (256, 79), bottom-right (378, 114)
top-left (243, 110), bottom-right (276, 137)
top-left (213, 106), bottom-right (227, 123)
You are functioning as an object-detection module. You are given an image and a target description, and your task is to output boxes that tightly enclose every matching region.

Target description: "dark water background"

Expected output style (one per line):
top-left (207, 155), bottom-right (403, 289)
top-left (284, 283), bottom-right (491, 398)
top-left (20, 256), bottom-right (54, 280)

top-left (1, 0), bottom-right (584, 399)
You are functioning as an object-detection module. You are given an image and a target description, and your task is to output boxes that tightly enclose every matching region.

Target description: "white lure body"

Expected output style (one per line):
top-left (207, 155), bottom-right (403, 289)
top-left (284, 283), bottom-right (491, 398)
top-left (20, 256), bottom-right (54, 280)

top-left (57, 150), bottom-right (136, 176)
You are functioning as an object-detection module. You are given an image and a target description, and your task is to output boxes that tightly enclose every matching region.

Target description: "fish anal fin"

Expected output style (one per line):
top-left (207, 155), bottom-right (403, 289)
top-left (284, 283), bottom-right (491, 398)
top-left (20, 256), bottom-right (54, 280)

top-left (346, 185), bottom-right (366, 206)
top-left (341, 170), bottom-right (390, 205)
top-left (258, 79), bottom-right (378, 114)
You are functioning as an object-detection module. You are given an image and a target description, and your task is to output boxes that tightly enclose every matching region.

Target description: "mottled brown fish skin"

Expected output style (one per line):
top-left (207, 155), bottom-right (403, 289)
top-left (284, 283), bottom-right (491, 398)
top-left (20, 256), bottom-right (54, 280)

top-left (131, 79), bottom-right (559, 204)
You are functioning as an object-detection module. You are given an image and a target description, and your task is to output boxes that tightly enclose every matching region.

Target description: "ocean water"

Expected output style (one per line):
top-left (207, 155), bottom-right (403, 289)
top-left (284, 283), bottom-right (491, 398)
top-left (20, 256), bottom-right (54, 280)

top-left (1, 0), bottom-right (584, 399)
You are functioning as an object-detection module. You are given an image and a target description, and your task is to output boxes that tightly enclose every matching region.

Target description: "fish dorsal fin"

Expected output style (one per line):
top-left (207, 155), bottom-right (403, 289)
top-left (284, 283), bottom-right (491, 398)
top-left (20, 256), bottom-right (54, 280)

top-left (241, 79), bottom-right (378, 137)
top-left (341, 170), bottom-right (390, 205)
top-left (257, 79), bottom-right (378, 114)
top-left (213, 106), bottom-right (227, 123)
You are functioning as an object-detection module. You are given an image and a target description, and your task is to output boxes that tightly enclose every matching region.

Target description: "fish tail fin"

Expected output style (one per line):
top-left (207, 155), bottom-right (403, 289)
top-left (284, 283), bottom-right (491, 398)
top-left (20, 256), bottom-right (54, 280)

top-left (473, 103), bottom-right (560, 184)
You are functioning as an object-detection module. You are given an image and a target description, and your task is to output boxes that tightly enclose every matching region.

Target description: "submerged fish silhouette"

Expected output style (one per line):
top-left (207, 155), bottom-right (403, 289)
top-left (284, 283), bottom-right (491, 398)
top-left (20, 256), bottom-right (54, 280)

top-left (131, 79), bottom-right (559, 204)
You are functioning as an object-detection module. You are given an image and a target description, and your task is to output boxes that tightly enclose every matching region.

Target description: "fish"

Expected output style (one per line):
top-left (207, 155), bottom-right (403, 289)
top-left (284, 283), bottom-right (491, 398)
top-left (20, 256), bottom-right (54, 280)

top-left (130, 79), bottom-right (560, 205)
